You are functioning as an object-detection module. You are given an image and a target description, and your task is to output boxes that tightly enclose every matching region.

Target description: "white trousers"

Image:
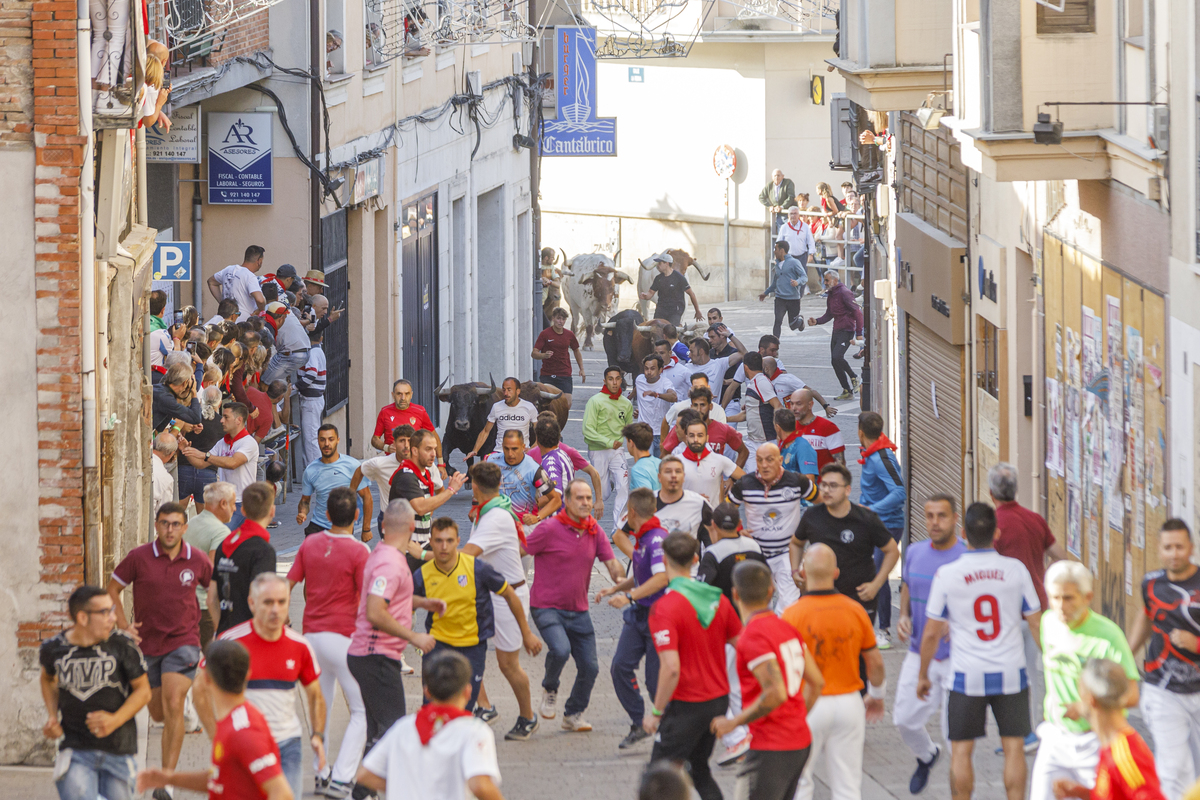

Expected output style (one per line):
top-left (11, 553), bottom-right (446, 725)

top-left (795, 691), bottom-right (866, 800)
top-left (743, 439), bottom-right (767, 474)
top-left (722, 643), bottom-right (748, 748)
top-left (307, 631), bottom-right (368, 785)
top-left (892, 650), bottom-right (951, 762)
top-left (1028, 722), bottom-right (1100, 800)
top-left (1141, 683), bottom-right (1200, 800)
top-left (300, 396), bottom-right (325, 474)
top-left (768, 552), bottom-right (800, 611)
top-left (589, 448), bottom-right (629, 533)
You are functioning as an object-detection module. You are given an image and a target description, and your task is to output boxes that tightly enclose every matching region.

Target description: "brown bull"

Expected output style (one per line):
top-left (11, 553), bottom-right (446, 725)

top-left (637, 248), bottom-right (710, 321)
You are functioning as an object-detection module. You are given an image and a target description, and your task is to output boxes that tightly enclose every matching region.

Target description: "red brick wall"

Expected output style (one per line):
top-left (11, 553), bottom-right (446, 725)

top-left (210, 11), bottom-right (270, 65)
top-left (20, 0), bottom-right (83, 646)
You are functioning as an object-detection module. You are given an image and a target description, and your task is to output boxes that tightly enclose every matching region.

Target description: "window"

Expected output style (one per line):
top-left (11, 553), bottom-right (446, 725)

top-left (364, 0), bottom-right (389, 66)
top-left (1124, 0), bottom-right (1143, 39)
top-left (1036, 0), bottom-right (1095, 34)
top-left (977, 318), bottom-right (999, 399)
top-left (326, 0), bottom-right (347, 75)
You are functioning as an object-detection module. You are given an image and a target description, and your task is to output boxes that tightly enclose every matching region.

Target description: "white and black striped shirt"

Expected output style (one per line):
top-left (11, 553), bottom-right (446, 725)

top-left (728, 472), bottom-right (817, 558)
top-left (297, 345), bottom-right (326, 398)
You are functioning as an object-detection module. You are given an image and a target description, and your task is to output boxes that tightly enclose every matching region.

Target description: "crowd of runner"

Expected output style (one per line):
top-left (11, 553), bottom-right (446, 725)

top-left (39, 300), bottom-right (1200, 800)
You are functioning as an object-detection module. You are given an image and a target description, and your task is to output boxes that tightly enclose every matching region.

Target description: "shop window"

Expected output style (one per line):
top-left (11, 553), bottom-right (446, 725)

top-left (977, 318), bottom-right (1000, 399)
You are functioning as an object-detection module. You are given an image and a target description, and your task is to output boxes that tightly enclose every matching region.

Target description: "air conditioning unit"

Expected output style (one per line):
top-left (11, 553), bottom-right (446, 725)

top-left (830, 93), bottom-right (853, 170)
top-left (1150, 106), bottom-right (1169, 151)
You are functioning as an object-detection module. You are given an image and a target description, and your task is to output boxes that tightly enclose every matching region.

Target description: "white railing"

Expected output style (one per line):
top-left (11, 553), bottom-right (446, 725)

top-left (365, 0), bottom-right (536, 56)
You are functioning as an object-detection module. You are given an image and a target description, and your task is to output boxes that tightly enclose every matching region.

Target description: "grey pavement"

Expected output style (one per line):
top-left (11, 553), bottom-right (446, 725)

top-left (10, 298), bottom-right (1073, 799)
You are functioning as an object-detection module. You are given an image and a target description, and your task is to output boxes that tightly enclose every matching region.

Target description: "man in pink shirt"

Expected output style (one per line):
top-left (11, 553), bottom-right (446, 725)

top-left (526, 479), bottom-right (624, 731)
top-left (346, 498), bottom-right (446, 779)
top-left (287, 486), bottom-right (371, 797)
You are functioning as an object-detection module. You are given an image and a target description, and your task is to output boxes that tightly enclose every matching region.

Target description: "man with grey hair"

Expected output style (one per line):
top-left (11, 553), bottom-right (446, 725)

top-left (989, 461), bottom-right (1069, 750)
top-left (151, 431), bottom-right (178, 516)
top-left (1028, 560), bottom-right (1139, 800)
top-left (196, 571), bottom-right (326, 800)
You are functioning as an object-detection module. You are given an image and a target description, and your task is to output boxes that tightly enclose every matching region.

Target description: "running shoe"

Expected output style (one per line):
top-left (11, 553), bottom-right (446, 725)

top-left (851, 375), bottom-right (861, 394)
top-left (853, 348), bottom-right (865, 359)
top-left (909, 746), bottom-right (940, 794)
top-left (562, 713), bottom-right (593, 732)
top-left (835, 389), bottom-right (854, 401)
top-left (504, 716), bottom-right (540, 741)
top-left (322, 780), bottom-right (353, 798)
top-left (619, 724), bottom-right (651, 749)
top-left (876, 630), bottom-right (892, 651)
top-left (399, 656), bottom-right (414, 675)
top-left (474, 704), bottom-right (499, 724)
top-left (789, 315), bottom-right (806, 332)
top-left (315, 774), bottom-right (329, 796)
top-left (540, 690), bottom-right (558, 719)
top-left (716, 735), bottom-right (751, 766)
top-left (152, 789), bottom-right (173, 800)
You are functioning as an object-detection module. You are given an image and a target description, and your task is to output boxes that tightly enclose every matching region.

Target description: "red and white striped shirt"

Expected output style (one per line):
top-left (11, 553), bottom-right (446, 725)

top-left (214, 622), bottom-right (320, 742)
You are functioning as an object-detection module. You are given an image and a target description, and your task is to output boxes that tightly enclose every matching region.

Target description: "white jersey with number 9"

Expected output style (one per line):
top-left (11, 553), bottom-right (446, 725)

top-left (925, 549), bottom-right (1041, 697)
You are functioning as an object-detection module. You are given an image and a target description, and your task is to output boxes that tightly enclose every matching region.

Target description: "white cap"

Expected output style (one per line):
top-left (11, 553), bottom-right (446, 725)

top-left (652, 253), bottom-right (674, 265)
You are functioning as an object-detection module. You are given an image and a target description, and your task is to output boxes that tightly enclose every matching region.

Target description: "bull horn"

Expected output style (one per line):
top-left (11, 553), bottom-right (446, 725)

top-left (489, 373), bottom-right (497, 396)
top-left (636, 325), bottom-right (655, 332)
top-left (559, 248), bottom-right (569, 269)
top-left (540, 389), bottom-right (561, 399)
top-left (474, 384), bottom-right (492, 396)
top-left (435, 375), bottom-right (451, 401)
top-left (612, 249), bottom-right (621, 266)
top-left (600, 321), bottom-right (617, 329)
top-left (614, 271), bottom-right (632, 284)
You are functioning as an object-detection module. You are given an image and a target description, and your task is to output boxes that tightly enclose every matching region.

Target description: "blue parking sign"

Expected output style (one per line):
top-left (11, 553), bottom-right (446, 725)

top-left (153, 242), bottom-right (193, 282)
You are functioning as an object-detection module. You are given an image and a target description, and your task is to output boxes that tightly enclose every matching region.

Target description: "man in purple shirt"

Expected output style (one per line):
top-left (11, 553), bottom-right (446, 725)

top-left (527, 479), bottom-right (624, 731)
top-left (595, 487), bottom-right (670, 749)
top-left (807, 270), bottom-right (864, 400)
top-left (893, 493), bottom-right (967, 794)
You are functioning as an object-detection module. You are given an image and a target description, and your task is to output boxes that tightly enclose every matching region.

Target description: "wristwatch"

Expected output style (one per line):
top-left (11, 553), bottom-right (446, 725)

top-left (312, 731), bottom-right (325, 743)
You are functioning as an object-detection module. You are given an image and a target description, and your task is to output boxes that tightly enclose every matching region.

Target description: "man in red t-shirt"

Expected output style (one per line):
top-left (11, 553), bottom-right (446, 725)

top-left (244, 383), bottom-right (285, 442)
top-left (712, 560), bottom-right (825, 800)
top-left (137, 639), bottom-right (292, 800)
top-left (646, 532), bottom-right (742, 800)
top-left (787, 387), bottom-right (845, 468)
top-left (371, 379), bottom-right (442, 467)
top-left (532, 307), bottom-right (586, 408)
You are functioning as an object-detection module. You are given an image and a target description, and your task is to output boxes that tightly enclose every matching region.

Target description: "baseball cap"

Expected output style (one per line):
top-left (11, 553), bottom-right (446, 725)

top-left (276, 264), bottom-right (298, 278)
top-left (711, 503), bottom-right (741, 531)
top-left (265, 301), bottom-right (287, 315)
top-left (652, 253), bottom-right (674, 265)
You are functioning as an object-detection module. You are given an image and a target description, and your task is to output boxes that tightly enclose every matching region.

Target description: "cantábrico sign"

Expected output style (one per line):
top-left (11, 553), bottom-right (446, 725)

top-left (208, 112), bottom-right (273, 205)
top-left (540, 26), bottom-right (617, 157)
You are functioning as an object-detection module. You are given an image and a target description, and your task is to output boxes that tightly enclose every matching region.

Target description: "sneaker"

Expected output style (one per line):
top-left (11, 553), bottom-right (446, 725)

top-left (152, 789), bottom-right (174, 800)
top-left (830, 257), bottom-right (846, 267)
top-left (504, 715), bottom-right (540, 741)
top-left (562, 713), bottom-right (593, 732)
top-left (473, 705), bottom-right (499, 724)
top-left (183, 693), bottom-right (203, 732)
top-left (789, 315), bottom-right (806, 332)
top-left (539, 690), bottom-right (558, 719)
top-left (315, 774), bottom-right (330, 796)
top-left (323, 780), bottom-right (353, 799)
top-left (835, 389), bottom-right (853, 401)
top-left (266, 520), bottom-right (282, 529)
top-left (909, 746), bottom-right (940, 794)
top-left (400, 656), bottom-right (414, 675)
top-left (994, 732), bottom-right (1039, 755)
top-left (716, 735), bottom-right (751, 766)
top-left (619, 724), bottom-right (651, 749)
top-left (853, 348), bottom-right (865, 359)
top-left (876, 630), bottom-right (892, 650)
top-left (851, 376), bottom-right (861, 393)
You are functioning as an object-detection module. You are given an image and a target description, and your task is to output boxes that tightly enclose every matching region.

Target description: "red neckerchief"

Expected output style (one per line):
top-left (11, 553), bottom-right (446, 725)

top-left (769, 368), bottom-right (783, 380)
top-left (221, 519), bottom-right (270, 557)
top-left (681, 446), bottom-right (707, 465)
top-left (555, 509), bottom-right (601, 536)
top-left (858, 434), bottom-right (899, 465)
top-left (600, 385), bottom-right (623, 400)
top-left (223, 427), bottom-right (251, 447)
top-left (415, 704), bottom-right (472, 745)
top-left (631, 515), bottom-right (663, 545)
top-left (400, 460), bottom-right (436, 494)
top-left (786, 221), bottom-right (804, 234)
top-left (779, 430), bottom-right (804, 450)
top-left (152, 365), bottom-right (167, 375)
top-left (262, 314), bottom-right (280, 335)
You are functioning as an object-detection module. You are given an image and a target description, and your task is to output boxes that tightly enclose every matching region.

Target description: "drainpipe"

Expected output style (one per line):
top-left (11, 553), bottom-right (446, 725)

top-left (193, 165), bottom-right (203, 310)
top-left (136, 129), bottom-right (148, 225)
top-left (78, 0), bottom-right (100, 584)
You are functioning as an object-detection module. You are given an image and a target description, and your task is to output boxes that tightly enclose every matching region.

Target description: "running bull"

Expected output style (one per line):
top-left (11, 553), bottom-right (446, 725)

top-left (560, 250), bottom-right (632, 350)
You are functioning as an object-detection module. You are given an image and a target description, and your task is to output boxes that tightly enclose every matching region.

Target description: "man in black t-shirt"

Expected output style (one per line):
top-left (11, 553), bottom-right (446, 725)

top-left (698, 503), bottom-right (767, 602)
top-left (40, 585), bottom-right (151, 799)
top-left (640, 254), bottom-right (702, 326)
top-left (215, 481), bottom-right (278, 634)
top-left (793, 462), bottom-right (899, 621)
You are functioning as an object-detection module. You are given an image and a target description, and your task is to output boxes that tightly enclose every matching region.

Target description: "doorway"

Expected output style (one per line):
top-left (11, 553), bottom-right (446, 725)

top-left (401, 192), bottom-right (439, 419)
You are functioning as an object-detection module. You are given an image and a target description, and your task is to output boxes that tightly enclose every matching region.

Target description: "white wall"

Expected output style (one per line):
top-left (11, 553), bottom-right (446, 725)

top-left (1170, 317), bottom-right (1200, 530)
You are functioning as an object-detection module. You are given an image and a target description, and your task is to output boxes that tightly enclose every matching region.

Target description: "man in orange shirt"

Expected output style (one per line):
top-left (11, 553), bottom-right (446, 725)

top-left (783, 543), bottom-right (886, 800)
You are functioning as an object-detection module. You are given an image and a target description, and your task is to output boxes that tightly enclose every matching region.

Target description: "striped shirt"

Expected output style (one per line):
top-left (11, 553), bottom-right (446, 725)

top-left (297, 344), bottom-right (326, 397)
top-left (728, 472), bottom-right (818, 558)
top-left (214, 622), bottom-right (320, 742)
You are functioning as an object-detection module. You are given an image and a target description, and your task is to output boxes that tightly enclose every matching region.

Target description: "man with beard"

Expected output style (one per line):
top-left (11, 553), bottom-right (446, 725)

top-left (679, 416), bottom-right (743, 508)
top-left (297, 424), bottom-right (372, 539)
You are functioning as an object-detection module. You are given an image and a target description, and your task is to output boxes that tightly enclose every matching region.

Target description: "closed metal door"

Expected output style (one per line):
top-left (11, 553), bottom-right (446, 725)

top-left (401, 193), bottom-right (438, 420)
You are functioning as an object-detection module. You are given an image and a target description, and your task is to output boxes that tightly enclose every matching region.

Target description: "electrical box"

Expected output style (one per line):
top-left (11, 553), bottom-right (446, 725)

top-left (1151, 106), bottom-right (1169, 151)
top-left (830, 94), bottom-right (854, 169)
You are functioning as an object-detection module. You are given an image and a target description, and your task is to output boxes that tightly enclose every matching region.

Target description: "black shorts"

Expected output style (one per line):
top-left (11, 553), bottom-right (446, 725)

top-left (736, 747), bottom-right (810, 800)
top-left (144, 645), bottom-right (201, 688)
top-left (651, 695), bottom-right (728, 763)
top-left (947, 688), bottom-right (1031, 741)
top-left (427, 640), bottom-right (488, 711)
top-left (540, 374), bottom-right (573, 395)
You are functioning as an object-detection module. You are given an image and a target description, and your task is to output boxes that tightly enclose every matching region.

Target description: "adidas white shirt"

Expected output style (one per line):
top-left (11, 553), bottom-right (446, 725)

top-left (925, 549), bottom-right (1041, 697)
top-left (487, 399), bottom-right (539, 440)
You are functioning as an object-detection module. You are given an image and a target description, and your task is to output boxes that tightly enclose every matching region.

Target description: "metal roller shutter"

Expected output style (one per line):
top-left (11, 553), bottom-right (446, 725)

top-left (906, 316), bottom-right (965, 542)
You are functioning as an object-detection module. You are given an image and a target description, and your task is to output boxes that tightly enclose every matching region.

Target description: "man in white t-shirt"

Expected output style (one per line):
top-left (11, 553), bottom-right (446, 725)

top-left (355, 649), bottom-right (503, 800)
top-left (468, 378), bottom-right (539, 458)
top-left (918, 502), bottom-right (1042, 800)
top-left (662, 372), bottom-right (726, 440)
top-left (679, 416), bottom-right (743, 507)
top-left (181, 403), bottom-right (259, 529)
top-left (686, 337), bottom-right (743, 392)
top-left (462, 461), bottom-right (543, 741)
top-left (633, 354), bottom-right (677, 457)
top-left (655, 340), bottom-right (693, 402)
top-left (729, 353), bottom-right (782, 473)
top-left (206, 245), bottom-right (266, 319)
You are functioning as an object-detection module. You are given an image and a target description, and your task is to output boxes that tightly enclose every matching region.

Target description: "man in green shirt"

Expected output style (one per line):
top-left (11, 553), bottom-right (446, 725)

top-left (1030, 560), bottom-right (1140, 800)
top-left (183, 481), bottom-right (235, 648)
top-left (582, 366), bottom-right (633, 534)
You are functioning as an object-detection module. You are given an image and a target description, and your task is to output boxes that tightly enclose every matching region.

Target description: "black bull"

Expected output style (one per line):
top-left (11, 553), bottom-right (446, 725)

top-left (601, 309), bottom-right (647, 377)
top-left (439, 381), bottom-right (569, 466)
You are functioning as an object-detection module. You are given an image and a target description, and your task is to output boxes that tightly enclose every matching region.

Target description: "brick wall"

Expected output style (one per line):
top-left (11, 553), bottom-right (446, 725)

top-left (19, 0), bottom-right (83, 646)
top-left (0, 0), bottom-right (33, 147)
top-left (210, 11), bottom-right (270, 65)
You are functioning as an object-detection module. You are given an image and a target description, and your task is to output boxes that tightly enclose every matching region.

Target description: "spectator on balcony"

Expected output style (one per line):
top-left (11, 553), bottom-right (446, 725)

top-left (138, 52), bottom-right (171, 132)
top-left (306, 294), bottom-right (345, 336)
top-left (303, 270), bottom-right (328, 298)
top-left (326, 29), bottom-right (344, 72)
top-left (208, 246), bottom-right (267, 319)
top-left (759, 169), bottom-right (798, 235)
top-left (260, 263), bottom-right (300, 296)
top-left (153, 362), bottom-right (203, 435)
top-left (90, 0), bottom-right (129, 113)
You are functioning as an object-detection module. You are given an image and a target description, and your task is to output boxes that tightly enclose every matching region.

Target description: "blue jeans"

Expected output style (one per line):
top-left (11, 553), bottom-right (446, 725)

top-left (263, 349), bottom-right (309, 385)
top-left (226, 502), bottom-right (244, 531)
top-left (611, 604), bottom-right (659, 725)
top-left (873, 526), bottom-right (903, 630)
top-left (651, 436), bottom-right (661, 458)
top-left (55, 749), bottom-right (136, 800)
top-left (531, 607), bottom-right (599, 716)
top-left (278, 736), bottom-right (303, 800)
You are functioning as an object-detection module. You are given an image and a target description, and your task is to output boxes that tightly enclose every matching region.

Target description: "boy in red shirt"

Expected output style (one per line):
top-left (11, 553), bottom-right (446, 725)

top-left (136, 639), bottom-right (292, 800)
top-left (712, 560), bottom-right (825, 800)
top-left (1053, 659), bottom-right (1166, 800)
top-left (646, 532), bottom-right (742, 800)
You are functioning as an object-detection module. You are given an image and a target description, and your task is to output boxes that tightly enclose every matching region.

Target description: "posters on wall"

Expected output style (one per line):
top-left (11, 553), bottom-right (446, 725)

top-left (1105, 295), bottom-right (1124, 536)
top-left (1126, 327), bottom-right (1145, 548)
top-left (1046, 378), bottom-right (1063, 478)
